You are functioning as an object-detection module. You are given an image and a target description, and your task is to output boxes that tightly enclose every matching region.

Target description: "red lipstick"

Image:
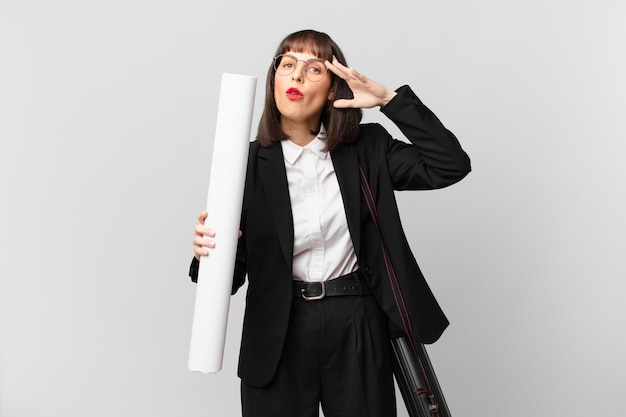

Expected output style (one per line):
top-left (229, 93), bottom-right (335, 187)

top-left (286, 87), bottom-right (303, 100)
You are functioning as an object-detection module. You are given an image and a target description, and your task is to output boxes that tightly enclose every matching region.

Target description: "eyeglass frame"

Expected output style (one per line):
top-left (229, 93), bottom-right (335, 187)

top-left (272, 54), bottom-right (329, 82)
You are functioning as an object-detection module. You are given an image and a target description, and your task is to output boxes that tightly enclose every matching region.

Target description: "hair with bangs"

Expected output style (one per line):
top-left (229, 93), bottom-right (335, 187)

top-left (256, 30), bottom-right (362, 151)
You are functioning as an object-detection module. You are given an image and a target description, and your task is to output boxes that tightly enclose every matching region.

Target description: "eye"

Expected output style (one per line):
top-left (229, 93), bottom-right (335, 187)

top-left (280, 56), bottom-right (297, 69)
top-left (307, 59), bottom-right (326, 73)
top-left (307, 61), bottom-right (325, 74)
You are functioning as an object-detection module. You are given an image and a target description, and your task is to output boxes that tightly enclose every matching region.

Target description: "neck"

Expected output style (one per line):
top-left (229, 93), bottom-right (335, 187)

top-left (280, 118), bottom-right (319, 147)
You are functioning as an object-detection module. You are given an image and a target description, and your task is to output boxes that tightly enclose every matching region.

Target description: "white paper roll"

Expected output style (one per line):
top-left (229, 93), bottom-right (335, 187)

top-left (188, 73), bottom-right (256, 374)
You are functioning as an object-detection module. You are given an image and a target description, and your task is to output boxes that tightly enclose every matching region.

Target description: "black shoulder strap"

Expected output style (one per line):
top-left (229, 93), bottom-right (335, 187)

top-left (358, 163), bottom-right (450, 417)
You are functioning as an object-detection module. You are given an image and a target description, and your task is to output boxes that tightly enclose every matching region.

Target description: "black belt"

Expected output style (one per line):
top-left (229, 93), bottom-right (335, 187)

top-left (293, 270), bottom-right (371, 301)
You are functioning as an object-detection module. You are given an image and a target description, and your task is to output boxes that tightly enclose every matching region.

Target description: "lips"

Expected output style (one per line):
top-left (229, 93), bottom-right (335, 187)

top-left (286, 87), bottom-right (303, 100)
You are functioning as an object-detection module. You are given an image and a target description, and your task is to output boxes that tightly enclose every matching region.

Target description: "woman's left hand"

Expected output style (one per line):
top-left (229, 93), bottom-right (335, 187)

top-left (325, 56), bottom-right (397, 109)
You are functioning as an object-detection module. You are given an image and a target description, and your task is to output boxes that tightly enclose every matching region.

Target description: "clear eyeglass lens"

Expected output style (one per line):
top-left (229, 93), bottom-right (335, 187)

top-left (274, 55), bottom-right (326, 82)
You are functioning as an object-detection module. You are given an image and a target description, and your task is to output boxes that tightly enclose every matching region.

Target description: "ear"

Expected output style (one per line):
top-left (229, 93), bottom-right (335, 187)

top-left (328, 90), bottom-right (334, 100)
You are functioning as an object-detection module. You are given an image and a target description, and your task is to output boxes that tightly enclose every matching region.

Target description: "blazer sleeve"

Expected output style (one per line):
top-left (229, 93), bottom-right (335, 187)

top-left (187, 234), bottom-right (247, 294)
top-left (187, 248), bottom-right (246, 294)
top-left (380, 85), bottom-right (471, 190)
top-left (189, 256), bottom-right (199, 283)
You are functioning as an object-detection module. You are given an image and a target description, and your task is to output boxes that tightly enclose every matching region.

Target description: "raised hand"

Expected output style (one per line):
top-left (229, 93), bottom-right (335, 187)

top-left (325, 56), bottom-right (397, 109)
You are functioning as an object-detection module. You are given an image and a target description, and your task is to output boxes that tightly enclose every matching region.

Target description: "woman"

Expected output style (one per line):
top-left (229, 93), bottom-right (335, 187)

top-left (190, 29), bottom-right (471, 417)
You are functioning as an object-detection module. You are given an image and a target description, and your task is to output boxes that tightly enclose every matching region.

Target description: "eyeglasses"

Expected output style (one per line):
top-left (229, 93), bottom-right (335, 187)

top-left (273, 54), bottom-right (328, 82)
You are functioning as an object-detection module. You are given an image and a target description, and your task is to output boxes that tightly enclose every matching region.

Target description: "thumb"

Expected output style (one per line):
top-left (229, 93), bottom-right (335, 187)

top-left (332, 98), bottom-right (354, 108)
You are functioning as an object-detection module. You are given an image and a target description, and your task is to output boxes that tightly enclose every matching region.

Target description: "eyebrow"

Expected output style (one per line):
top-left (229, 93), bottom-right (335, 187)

top-left (283, 54), bottom-right (324, 63)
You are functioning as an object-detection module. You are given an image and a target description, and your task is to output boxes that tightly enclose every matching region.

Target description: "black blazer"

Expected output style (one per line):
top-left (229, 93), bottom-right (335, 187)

top-left (190, 85), bottom-right (471, 387)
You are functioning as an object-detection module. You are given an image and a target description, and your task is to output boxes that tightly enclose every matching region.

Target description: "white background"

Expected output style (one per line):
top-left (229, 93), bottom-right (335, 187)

top-left (1, 1), bottom-right (625, 416)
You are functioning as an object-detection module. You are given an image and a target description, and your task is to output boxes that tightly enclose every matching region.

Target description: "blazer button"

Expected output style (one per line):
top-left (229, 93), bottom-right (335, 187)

top-left (364, 266), bottom-right (373, 276)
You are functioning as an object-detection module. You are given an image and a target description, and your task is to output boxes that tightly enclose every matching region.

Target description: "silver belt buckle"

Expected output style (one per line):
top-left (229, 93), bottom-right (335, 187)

top-left (301, 281), bottom-right (326, 301)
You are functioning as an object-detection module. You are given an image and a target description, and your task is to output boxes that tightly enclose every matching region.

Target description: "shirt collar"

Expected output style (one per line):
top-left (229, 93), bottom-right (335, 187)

top-left (281, 125), bottom-right (328, 165)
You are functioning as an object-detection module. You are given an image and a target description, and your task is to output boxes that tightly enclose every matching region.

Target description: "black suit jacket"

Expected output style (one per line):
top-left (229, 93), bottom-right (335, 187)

top-left (190, 85), bottom-right (471, 387)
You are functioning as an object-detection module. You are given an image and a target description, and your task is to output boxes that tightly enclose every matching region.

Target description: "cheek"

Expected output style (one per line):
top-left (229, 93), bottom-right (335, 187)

top-left (321, 81), bottom-right (333, 101)
top-left (318, 85), bottom-right (333, 104)
top-left (273, 80), bottom-right (285, 110)
top-left (273, 77), bottom-right (281, 97)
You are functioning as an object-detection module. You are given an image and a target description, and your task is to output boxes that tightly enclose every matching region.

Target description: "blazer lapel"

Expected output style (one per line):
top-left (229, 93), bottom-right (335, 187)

top-left (331, 144), bottom-right (361, 256)
top-left (257, 144), bottom-right (294, 270)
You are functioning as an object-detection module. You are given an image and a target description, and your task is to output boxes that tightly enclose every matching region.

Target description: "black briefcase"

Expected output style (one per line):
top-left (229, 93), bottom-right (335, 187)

top-left (391, 336), bottom-right (451, 417)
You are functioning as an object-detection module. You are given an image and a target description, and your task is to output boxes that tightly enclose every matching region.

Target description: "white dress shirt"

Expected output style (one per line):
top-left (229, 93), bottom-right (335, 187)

top-left (280, 132), bottom-right (358, 282)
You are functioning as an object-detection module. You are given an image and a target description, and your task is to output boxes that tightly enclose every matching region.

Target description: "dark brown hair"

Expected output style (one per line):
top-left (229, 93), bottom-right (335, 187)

top-left (256, 30), bottom-right (362, 150)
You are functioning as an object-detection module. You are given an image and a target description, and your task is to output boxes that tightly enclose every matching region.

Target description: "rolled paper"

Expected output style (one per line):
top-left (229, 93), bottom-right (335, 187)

top-left (188, 73), bottom-right (257, 374)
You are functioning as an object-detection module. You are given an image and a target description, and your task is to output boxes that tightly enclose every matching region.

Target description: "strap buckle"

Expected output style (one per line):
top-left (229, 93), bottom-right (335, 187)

top-left (301, 281), bottom-right (326, 301)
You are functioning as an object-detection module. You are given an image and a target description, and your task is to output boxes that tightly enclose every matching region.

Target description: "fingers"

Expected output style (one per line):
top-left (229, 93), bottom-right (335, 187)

top-left (193, 236), bottom-right (214, 258)
top-left (193, 211), bottom-right (243, 259)
top-left (194, 224), bottom-right (215, 258)
top-left (326, 58), bottom-right (357, 108)
top-left (326, 56), bottom-right (384, 109)
top-left (325, 56), bottom-right (361, 81)
top-left (324, 56), bottom-right (344, 77)
top-left (195, 223), bottom-right (214, 238)
top-left (197, 210), bottom-right (208, 224)
top-left (194, 210), bottom-right (213, 258)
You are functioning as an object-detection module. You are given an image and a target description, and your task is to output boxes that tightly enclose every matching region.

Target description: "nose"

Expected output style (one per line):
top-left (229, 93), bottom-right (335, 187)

top-left (291, 62), bottom-right (306, 82)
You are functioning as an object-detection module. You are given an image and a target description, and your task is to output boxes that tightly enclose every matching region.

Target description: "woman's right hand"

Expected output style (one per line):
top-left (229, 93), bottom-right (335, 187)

top-left (193, 210), bottom-right (214, 260)
top-left (193, 210), bottom-right (243, 260)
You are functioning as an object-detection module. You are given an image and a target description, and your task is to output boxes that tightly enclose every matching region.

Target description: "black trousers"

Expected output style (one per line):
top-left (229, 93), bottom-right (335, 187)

top-left (241, 292), bottom-right (396, 417)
